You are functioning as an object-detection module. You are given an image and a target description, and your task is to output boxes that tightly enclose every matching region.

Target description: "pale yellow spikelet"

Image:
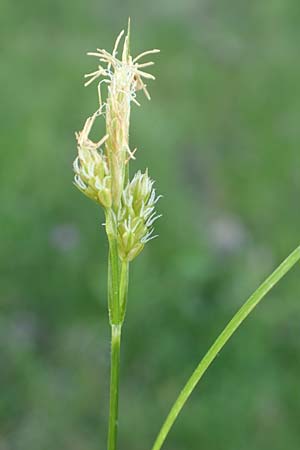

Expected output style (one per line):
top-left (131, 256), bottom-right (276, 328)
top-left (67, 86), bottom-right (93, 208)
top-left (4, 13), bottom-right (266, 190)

top-left (84, 20), bottom-right (160, 210)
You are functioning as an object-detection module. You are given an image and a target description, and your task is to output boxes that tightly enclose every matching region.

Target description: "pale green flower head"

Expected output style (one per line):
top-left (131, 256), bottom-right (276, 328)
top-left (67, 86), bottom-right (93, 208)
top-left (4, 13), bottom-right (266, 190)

top-left (74, 113), bottom-right (112, 208)
top-left (117, 170), bottom-right (162, 261)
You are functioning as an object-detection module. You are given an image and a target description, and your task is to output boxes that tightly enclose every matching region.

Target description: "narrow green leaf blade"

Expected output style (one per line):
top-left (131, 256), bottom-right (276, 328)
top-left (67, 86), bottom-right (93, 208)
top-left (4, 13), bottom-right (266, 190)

top-left (151, 245), bottom-right (300, 450)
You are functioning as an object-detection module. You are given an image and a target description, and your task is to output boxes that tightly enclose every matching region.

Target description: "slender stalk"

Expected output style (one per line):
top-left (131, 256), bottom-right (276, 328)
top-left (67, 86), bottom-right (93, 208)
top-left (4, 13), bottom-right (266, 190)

top-left (151, 246), bottom-right (300, 450)
top-left (108, 238), bottom-right (120, 324)
top-left (120, 261), bottom-right (129, 323)
top-left (106, 210), bottom-right (120, 325)
top-left (107, 323), bottom-right (122, 450)
top-left (106, 208), bottom-right (122, 450)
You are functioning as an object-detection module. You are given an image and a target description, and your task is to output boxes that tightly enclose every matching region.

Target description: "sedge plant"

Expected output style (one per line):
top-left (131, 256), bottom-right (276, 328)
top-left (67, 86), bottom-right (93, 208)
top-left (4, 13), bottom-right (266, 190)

top-left (73, 21), bottom-right (300, 450)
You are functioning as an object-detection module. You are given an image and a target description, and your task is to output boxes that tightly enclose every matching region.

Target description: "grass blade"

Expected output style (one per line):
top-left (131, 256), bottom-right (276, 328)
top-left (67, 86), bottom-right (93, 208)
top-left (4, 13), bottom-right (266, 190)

top-left (151, 245), bottom-right (300, 450)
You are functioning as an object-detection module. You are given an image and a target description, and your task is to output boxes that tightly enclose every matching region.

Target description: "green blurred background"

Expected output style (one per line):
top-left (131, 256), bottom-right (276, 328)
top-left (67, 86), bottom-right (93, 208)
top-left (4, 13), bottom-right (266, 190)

top-left (2, 0), bottom-right (300, 449)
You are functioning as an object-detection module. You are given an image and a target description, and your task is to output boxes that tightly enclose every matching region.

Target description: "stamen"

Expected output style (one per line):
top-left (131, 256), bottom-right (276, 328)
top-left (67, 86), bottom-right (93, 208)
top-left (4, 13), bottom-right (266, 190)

top-left (84, 70), bottom-right (100, 78)
top-left (137, 70), bottom-right (155, 80)
top-left (136, 61), bottom-right (155, 68)
top-left (133, 49), bottom-right (160, 63)
top-left (122, 35), bottom-right (129, 62)
top-left (87, 52), bottom-right (102, 58)
top-left (96, 134), bottom-right (109, 148)
top-left (135, 73), bottom-right (151, 100)
top-left (131, 96), bottom-right (141, 107)
top-left (125, 147), bottom-right (137, 164)
top-left (112, 30), bottom-right (125, 58)
top-left (84, 72), bottom-right (102, 87)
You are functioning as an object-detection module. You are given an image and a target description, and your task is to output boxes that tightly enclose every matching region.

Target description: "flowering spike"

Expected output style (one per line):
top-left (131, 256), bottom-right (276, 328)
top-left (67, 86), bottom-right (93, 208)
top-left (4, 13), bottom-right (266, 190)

top-left (73, 114), bottom-right (112, 208)
top-left (117, 170), bottom-right (161, 261)
top-left (73, 23), bottom-right (161, 260)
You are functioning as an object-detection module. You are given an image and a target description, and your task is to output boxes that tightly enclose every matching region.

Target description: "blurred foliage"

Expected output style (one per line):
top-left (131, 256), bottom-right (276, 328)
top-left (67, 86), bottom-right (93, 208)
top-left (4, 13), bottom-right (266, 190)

top-left (1, 0), bottom-right (300, 449)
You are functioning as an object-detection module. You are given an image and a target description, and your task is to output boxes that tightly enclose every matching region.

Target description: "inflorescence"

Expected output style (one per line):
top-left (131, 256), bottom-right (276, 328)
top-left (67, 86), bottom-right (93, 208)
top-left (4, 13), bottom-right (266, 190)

top-left (73, 22), bottom-right (161, 262)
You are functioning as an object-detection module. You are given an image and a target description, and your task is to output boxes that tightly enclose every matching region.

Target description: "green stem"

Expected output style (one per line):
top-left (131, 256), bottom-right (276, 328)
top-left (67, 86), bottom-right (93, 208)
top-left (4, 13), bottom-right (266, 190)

top-left (151, 245), bottom-right (300, 450)
top-left (105, 210), bottom-right (129, 450)
top-left (105, 208), bottom-right (122, 450)
top-left (106, 210), bottom-right (120, 325)
top-left (107, 262), bottom-right (128, 450)
top-left (108, 238), bottom-right (120, 324)
top-left (120, 261), bottom-right (129, 323)
top-left (107, 323), bottom-right (122, 450)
